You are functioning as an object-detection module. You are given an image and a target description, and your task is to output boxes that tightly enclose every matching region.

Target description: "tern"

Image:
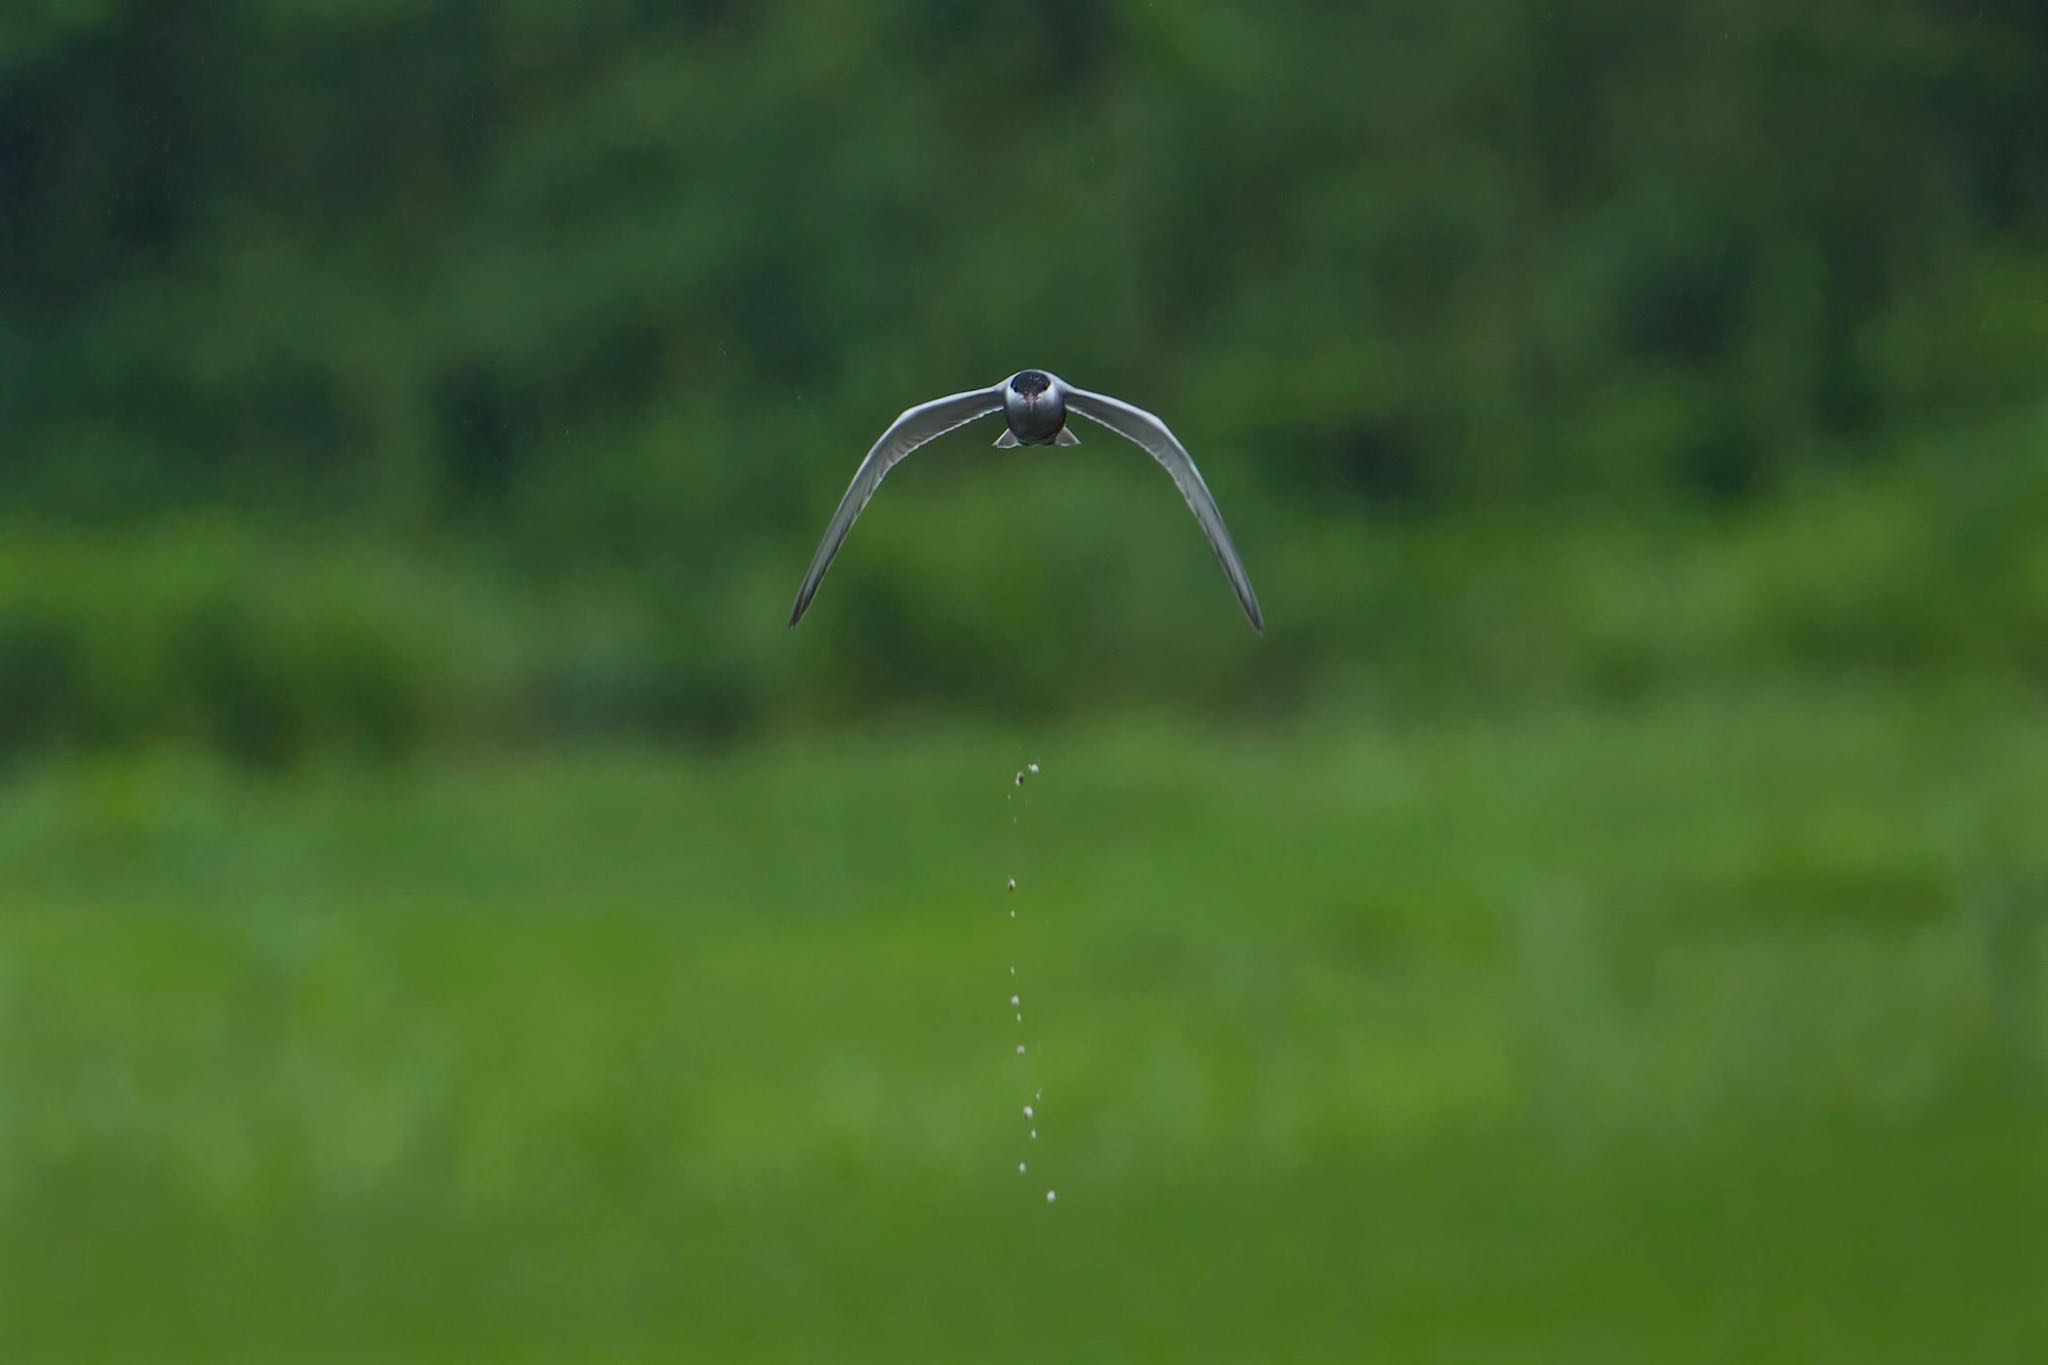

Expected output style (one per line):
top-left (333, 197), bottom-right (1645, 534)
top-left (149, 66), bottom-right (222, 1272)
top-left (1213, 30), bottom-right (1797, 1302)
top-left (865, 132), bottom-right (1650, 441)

top-left (788, 370), bottom-right (1263, 632)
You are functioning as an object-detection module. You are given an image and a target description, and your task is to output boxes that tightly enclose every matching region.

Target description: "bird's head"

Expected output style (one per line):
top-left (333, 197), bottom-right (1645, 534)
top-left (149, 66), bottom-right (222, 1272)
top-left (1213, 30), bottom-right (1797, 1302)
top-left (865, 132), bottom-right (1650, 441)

top-left (1003, 369), bottom-right (1067, 441)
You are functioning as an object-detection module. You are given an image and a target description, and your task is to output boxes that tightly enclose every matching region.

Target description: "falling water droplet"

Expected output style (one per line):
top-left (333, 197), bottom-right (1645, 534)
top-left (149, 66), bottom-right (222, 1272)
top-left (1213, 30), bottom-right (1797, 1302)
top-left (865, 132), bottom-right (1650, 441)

top-left (1028, 762), bottom-right (1040, 775)
top-left (1014, 771), bottom-right (1025, 786)
top-left (1045, 1190), bottom-right (1057, 1203)
top-left (1016, 1044), bottom-right (1026, 1055)
top-left (1015, 1012), bottom-right (1022, 1022)
top-left (1019, 1162), bottom-right (1027, 1173)
top-left (1023, 1105), bottom-right (1034, 1119)
top-left (1006, 878), bottom-right (1016, 892)
top-left (1030, 1129), bottom-right (1038, 1139)
top-left (1010, 994), bottom-right (1021, 1006)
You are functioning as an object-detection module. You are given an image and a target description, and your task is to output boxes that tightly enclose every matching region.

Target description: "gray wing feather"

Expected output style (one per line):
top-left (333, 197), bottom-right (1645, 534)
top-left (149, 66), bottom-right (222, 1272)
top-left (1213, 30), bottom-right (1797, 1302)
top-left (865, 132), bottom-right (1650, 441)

top-left (789, 385), bottom-right (1005, 625)
top-left (1065, 386), bottom-right (1265, 633)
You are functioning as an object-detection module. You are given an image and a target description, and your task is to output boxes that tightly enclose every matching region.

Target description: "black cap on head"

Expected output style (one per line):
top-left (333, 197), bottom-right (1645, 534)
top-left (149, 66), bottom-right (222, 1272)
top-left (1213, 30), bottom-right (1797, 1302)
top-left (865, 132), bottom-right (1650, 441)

top-left (1011, 371), bottom-right (1052, 396)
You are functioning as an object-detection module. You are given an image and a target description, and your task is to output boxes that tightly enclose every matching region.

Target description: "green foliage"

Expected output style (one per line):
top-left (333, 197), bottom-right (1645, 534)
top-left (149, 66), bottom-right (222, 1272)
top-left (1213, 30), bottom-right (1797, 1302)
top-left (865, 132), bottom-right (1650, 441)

top-left (0, 0), bottom-right (2044, 756)
top-left (3, 404), bottom-right (2042, 761)
top-left (0, 522), bottom-right (539, 765)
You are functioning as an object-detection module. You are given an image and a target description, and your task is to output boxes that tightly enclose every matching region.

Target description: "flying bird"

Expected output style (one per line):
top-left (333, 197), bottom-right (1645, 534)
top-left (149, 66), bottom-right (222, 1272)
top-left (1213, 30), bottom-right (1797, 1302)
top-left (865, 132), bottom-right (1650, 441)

top-left (788, 370), bottom-right (1263, 632)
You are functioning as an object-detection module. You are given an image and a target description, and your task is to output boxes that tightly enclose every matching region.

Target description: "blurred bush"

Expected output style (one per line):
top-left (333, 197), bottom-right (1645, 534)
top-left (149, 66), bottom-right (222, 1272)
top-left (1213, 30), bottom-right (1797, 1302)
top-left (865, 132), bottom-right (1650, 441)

top-left (1, 400), bottom-right (2038, 765)
top-left (0, 523), bottom-right (530, 766)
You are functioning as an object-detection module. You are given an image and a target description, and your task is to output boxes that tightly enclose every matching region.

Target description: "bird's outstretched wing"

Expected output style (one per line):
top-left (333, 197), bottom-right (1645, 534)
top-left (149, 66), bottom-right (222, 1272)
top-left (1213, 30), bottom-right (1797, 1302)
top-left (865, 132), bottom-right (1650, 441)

top-left (1064, 386), bottom-right (1264, 633)
top-left (789, 385), bottom-right (1006, 626)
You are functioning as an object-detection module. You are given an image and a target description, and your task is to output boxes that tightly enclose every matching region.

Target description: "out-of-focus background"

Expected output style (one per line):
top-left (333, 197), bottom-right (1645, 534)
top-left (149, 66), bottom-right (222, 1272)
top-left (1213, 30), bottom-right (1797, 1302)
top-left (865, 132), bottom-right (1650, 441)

top-left (3, 2), bottom-right (2045, 1359)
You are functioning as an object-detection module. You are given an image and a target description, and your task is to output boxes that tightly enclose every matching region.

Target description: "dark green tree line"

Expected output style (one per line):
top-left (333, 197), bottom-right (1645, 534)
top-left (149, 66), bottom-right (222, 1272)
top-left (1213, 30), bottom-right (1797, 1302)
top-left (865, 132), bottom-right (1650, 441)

top-left (1, 0), bottom-right (2043, 760)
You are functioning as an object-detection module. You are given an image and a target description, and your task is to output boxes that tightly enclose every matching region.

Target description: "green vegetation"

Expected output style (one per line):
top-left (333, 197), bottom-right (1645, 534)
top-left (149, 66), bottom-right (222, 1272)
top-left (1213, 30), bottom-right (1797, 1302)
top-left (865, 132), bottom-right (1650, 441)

top-left (4, 698), bottom-right (2044, 1360)
top-left (3, 1), bottom-right (2045, 755)
top-left (3, 2), bottom-right (2045, 1357)
top-left (2, 400), bottom-right (2043, 758)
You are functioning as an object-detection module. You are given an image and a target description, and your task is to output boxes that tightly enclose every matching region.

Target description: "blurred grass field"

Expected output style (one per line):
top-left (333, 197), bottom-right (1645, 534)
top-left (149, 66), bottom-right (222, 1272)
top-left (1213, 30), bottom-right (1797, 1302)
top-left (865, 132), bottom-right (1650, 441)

top-left (4, 687), bottom-right (2043, 1362)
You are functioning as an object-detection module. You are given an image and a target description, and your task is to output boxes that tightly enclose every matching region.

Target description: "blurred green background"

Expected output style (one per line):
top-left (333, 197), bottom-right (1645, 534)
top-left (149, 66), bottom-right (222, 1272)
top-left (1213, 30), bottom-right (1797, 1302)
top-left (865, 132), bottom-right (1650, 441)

top-left (3, 1), bottom-right (2046, 1360)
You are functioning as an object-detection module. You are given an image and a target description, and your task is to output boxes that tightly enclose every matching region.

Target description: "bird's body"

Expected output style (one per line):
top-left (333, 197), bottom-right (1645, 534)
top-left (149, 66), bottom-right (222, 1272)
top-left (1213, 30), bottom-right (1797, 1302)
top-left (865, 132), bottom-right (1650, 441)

top-left (998, 369), bottom-right (1072, 445)
top-left (789, 370), bottom-right (1263, 632)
